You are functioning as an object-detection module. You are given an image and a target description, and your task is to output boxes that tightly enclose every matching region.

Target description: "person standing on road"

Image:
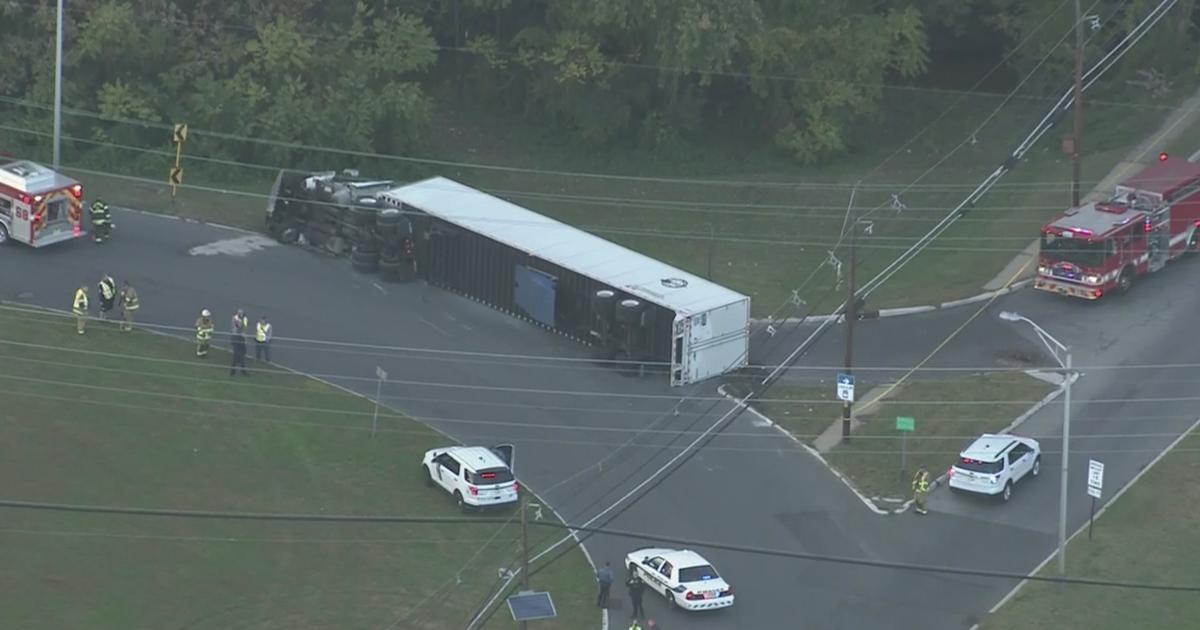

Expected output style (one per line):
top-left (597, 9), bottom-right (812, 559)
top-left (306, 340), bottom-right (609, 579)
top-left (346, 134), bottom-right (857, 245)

top-left (626, 570), bottom-right (645, 620)
top-left (90, 199), bottom-right (113, 243)
top-left (195, 309), bottom-right (214, 357)
top-left (912, 465), bottom-right (931, 515)
top-left (72, 284), bottom-right (89, 335)
top-left (595, 561), bottom-right (614, 608)
top-left (119, 281), bottom-right (139, 332)
top-left (627, 620), bottom-right (642, 630)
top-left (254, 315), bottom-right (272, 363)
top-left (97, 274), bottom-right (117, 320)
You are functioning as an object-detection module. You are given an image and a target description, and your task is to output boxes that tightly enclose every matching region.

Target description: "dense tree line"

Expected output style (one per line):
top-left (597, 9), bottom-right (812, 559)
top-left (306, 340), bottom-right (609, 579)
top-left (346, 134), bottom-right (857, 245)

top-left (0, 0), bottom-right (1195, 171)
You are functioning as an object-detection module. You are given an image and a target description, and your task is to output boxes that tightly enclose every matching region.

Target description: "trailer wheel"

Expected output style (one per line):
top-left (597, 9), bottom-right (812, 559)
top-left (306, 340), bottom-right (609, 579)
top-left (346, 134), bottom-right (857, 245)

top-left (0, 222), bottom-right (9, 245)
top-left (1117, 267), bottom-right (1134, 293)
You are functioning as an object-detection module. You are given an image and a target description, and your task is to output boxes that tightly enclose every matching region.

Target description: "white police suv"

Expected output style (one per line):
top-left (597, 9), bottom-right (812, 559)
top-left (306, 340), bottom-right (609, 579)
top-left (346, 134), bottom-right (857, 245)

top-left (948, 433), bottom-right (1041, 502)
top-left (625, 548), bottom-right (734, 611)
top-left (421, 445), bottom-right (518, 512)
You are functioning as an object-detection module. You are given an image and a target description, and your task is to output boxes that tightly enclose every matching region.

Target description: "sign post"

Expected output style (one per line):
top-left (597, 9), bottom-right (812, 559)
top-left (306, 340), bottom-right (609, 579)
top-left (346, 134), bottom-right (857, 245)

top-left (896, 416), bottom-right (915, 479)
top-left (1087, 459), bottom-right (1104, 540)
top-left (372, 366), bottom-right (387, 437)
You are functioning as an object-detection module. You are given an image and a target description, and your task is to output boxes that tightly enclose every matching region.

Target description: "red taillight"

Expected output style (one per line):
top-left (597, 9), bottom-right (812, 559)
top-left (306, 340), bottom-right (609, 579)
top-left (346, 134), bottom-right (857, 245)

top-left (72, 225), bottom-right (80, 235)
top-left (70, 184), bottom-right (82, 198)
top-left (512, 481), bottom-right (520, 492)
top-left (18, 193), bottom-right (31, 204)
top-left (685, 592), bottom-right (703, 601)
top-left (947, 467), bottom-right (955, 478)
top-left (468, 486), bottom-right (478, 496)
top-left (1159, 152), bottom-right (1169, 161)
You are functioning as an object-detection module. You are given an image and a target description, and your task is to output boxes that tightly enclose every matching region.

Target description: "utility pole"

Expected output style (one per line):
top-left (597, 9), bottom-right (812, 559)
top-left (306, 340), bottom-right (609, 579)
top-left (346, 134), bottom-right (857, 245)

top-left (52, 0), bottom-right (64, 169)
top-left (1057, 350), bottom-right (1073, 576)
top-left (1071, 0), bottom-right (1084, 207)
top-left (841, 184), bottom-right (859, 439)
top-left (518, 491), bottom-right (530, 630)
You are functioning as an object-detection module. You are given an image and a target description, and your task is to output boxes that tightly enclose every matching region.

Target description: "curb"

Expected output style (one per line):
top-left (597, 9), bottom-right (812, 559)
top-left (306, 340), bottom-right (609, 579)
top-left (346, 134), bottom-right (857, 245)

top-left (719, 383), bottom-right (893, 516)
top-left (725, 370), bottom-right (1073, 517)
top-left (4, 301), bottom-right (607, 630)
top-left (968, 413), bottom-right (1200, 630)
top-left (752, 279), bottom-right (1033, 325)
top-left (117, 205), bottom-right (259, 236)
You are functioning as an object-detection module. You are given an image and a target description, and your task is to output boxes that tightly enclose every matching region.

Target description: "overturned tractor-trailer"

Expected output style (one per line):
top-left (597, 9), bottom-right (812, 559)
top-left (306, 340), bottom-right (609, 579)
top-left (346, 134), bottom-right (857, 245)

top-left (265, 171), bottom-right (750, 386)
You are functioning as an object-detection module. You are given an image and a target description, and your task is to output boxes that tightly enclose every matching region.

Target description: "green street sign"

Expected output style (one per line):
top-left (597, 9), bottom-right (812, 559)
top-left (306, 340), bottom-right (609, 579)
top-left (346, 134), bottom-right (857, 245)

top-left (896, 416), bottom-right (915, 432)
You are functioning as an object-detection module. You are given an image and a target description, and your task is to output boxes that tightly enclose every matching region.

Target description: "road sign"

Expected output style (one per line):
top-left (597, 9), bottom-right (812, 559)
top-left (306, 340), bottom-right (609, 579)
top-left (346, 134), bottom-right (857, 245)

top-left (895, 416), bottom-right (915, 432)
top-left (1087, 459), bottom-right (1104, 499)
top-left (172, 123), bottom-right (188, 144)
top-left (836, 373), bottom-right (855, 402)
top-left (376, 366), bottom-right (388, 381)
top-left (169, 166), bottom-right (183, 186)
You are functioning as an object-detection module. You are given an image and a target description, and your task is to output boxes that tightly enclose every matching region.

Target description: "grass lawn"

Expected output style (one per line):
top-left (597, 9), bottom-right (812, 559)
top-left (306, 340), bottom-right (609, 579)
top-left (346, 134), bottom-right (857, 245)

top-left (758, 373), bottom-right (1056, 499)
top-left (0, 305), bottom-right (595, 630)
top-left (3, 82), bottom-right (1189, 316)
top-left (976, 429), bottom-right (1200, 630)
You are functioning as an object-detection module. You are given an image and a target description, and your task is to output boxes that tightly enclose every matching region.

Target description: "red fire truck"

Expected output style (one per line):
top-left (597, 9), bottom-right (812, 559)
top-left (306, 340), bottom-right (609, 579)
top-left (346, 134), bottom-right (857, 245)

top-left (1034, 156), bottom-right (1200, 299)
top-left (0, 159), bottom-right (86, 247)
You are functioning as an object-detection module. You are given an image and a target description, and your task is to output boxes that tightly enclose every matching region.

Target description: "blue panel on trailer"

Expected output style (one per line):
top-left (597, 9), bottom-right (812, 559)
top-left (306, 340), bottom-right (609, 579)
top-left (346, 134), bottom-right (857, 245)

top-left (514, 264), bottom-right (557, 327)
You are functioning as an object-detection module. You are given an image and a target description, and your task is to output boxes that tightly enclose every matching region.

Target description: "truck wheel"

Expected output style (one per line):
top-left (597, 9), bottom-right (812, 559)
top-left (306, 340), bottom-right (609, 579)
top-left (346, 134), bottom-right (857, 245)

top-left (1116, 268), bottom-right (1133, 293)
top-left (0, 222), bottom-right (9, 245)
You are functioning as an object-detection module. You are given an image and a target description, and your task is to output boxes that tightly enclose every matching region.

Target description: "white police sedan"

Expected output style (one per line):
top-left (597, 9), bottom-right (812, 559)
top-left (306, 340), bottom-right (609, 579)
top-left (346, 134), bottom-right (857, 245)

top-left (624, 547), bottom-right (734, 611)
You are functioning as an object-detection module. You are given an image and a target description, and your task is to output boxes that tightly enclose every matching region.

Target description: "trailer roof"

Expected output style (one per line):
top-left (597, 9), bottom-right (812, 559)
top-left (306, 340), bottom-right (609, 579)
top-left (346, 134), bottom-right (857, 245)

top-left (380, 177), bottom-right (749, 315)
top-left (1121, 158), bottom-right (1200, 198)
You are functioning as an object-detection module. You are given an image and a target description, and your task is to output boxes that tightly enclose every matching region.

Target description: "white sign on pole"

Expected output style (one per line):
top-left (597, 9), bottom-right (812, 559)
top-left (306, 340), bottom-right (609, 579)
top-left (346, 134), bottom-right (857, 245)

top-left (376, 366), bottom-right (388, 381)
top-left (1087, 459), bottom-right (1104, 499)
top-left (836, 373), bottom-right (855, 403)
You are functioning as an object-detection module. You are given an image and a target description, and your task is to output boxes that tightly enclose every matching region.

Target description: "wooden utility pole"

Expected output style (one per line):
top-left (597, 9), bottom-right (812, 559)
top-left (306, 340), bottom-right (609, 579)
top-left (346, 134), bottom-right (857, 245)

top-left (1071, 0), bottom-right (1085, 207)
top-left (841, 184), bottom-right (859, 439)
top-left (518, 491), bottom-right (530, 630)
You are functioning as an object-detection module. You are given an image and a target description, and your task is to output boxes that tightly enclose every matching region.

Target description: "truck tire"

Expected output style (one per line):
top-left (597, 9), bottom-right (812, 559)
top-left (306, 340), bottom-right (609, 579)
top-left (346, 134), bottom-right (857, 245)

top-left (277, 223), bottom-right (302, 245)
top-left (1117, 266), bottom-right (1134, 293)
top-left (1188, 230), bottom-right (1199, 255)
top-left (614, 298), bottom-right (643, 326)
top-left (377, 208), bottom-right (402, 239)
top-left (352, 258), bottom-right (379, 274)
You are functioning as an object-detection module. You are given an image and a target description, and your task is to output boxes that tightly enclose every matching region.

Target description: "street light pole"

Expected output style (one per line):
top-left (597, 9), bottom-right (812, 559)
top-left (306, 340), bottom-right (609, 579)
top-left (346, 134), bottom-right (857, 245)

top-left (999, 311), bottom-right (1072, 576)
top-left (53, 0), bottom-right (64, 169)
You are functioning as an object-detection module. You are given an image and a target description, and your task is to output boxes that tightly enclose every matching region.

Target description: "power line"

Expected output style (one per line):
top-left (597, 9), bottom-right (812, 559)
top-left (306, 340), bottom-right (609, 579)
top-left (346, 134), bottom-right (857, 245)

top-left (4, 498), bottom-right (1196, 593)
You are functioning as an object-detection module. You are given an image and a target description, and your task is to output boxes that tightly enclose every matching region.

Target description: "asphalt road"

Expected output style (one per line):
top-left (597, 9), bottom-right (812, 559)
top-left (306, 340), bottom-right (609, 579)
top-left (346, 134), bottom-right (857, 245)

top-left (2, 210), bottom-right (1197, 629)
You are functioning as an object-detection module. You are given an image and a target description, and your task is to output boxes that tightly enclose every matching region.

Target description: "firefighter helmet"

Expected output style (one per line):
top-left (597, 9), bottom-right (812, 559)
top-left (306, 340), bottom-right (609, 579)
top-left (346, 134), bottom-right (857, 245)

top-left (201, 309), bottom-right (211, 318)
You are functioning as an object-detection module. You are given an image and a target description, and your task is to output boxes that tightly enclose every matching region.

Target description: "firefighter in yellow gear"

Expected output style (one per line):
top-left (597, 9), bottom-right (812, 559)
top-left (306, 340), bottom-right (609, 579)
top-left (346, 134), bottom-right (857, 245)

top-left (195, 309), bottom-right (215, 357)
top-left (97, 274), bottom-right (117, 320)
top-left (90, 199), bottom-right (114, 243)
top-left (119, 280), bottom-right (139, 331)
top-left (72, 285), bottom-right (89, 334)
top-left (912, 465), bottom-right (931, 515)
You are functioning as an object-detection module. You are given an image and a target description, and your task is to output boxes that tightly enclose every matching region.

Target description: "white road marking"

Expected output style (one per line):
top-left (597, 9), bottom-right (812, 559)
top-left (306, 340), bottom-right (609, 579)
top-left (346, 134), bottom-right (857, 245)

top-left (372, 283), bottom-right (387, 295)
top-left (188, 235), bottom-right (279, 257)
top-left (418, 316), bottom-right (452, 337)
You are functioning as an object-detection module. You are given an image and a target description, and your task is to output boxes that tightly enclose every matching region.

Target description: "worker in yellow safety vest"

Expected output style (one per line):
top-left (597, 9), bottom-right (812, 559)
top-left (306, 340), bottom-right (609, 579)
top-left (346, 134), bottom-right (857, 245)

top-left (97, 274), bottom-right (117, 320)
top-left (119, 280), bottom-right (139, 332)
top-left (912, 465), bottom-right (931, 515)
top-left (195, 309), bottom-right (215, 357)
top-left (255, 315), bottom-right (272, 363)
top-left (72, 284), bottom-right (89, 334)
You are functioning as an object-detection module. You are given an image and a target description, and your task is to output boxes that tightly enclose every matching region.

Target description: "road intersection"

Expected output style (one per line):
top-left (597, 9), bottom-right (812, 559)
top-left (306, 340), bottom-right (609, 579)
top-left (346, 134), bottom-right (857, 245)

top-left (2, 209), bottom-right (1196, 629)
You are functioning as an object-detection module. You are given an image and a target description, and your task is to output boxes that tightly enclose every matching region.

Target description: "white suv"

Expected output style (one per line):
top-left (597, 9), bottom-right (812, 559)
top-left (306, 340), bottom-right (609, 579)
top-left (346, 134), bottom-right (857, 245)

top-left (421, 445), bottom-right (518, 512)
top-left (948, 433), bottom-right (1041, 502)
